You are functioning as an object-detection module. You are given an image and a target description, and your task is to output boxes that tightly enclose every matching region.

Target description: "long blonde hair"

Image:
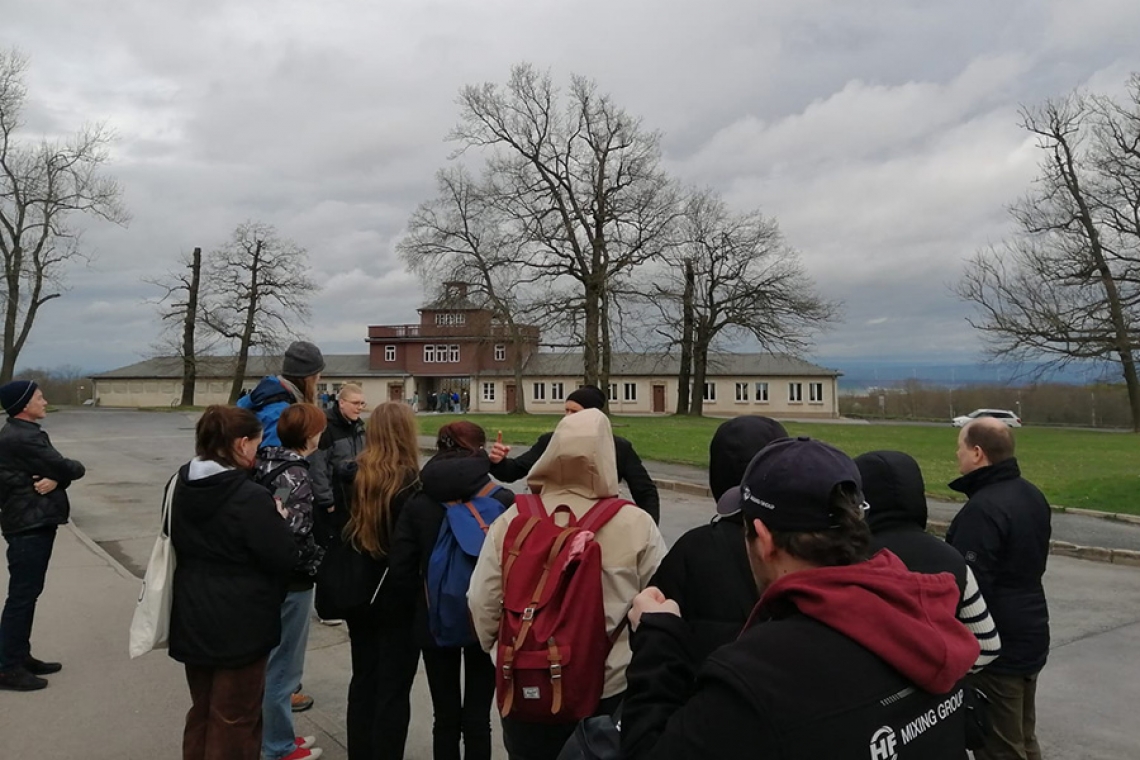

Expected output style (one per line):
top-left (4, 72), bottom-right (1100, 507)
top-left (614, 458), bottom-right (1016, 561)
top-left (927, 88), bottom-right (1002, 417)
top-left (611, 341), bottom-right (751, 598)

top-left (347, 401), bottom-right (420, 557)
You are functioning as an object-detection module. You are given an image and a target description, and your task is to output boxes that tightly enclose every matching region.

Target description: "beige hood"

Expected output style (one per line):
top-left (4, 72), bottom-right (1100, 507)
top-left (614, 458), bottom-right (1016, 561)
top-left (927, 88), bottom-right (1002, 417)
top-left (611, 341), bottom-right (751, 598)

top-left (526, 408), bottom-right (619, 500)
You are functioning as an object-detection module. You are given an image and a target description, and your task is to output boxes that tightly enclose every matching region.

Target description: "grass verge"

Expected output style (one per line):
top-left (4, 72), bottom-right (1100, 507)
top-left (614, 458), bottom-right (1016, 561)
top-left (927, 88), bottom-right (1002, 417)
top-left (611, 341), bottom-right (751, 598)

top-left (417, 413), bottom-right (1140, 515)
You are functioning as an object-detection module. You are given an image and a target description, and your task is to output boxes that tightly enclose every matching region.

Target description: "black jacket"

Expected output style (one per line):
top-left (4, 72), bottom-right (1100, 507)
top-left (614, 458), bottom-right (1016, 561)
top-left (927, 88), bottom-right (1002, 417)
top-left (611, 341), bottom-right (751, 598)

top-left (858, 450), bottom-right (968, 594)
top-left (623, 553), bottom-right (978, 760)
top-left (0, 417), bottom-right (86, 536)
top-left (648, 514), bottom-right (757, 664)
top-left (648, 415), bottom-right (787, 664)
top-left (489, 432), bottom-right (659, 523)
top-left (309, 404), bottom-right (365, 512)
top-left (389, 451), bottom-right (515, 648)
top-left (946, 458), bottom-right (1051, 675)
top-left (168, 463), bottom-right (298, 669)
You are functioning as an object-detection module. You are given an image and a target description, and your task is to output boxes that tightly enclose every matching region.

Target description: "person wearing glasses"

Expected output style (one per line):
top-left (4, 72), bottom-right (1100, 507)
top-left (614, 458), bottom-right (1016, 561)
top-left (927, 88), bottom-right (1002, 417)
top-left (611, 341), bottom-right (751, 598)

top-left (309, 384), bottom-right (368, 573)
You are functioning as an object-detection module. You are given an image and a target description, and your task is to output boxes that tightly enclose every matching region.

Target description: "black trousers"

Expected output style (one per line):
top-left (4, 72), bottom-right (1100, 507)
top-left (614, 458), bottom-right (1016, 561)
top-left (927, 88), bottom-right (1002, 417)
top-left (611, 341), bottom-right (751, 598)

top-left (0, 527), bottom-right (57, 671)
top-left (501, 692), bottom-right (623, 760)
top-left (345, 614), bottom-right (420, 760)
top-left (422, 644), bottom-right (496, 760)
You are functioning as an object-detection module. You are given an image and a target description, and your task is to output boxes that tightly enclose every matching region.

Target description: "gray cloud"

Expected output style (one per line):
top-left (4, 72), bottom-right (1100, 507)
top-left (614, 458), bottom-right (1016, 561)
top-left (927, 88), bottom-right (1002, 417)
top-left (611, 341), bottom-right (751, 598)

top-left (4, 0), bottom-right (1140, 372)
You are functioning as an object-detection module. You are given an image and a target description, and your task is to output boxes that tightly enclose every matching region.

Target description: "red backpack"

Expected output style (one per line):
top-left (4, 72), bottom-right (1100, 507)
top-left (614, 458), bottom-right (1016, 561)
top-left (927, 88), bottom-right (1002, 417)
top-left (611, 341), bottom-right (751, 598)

top-left (495, 493), bottom-right (630, 723)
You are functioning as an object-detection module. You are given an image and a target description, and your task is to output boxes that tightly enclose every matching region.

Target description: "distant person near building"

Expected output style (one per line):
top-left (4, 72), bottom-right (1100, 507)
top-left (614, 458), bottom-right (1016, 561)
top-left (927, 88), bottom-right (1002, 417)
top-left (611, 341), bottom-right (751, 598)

top-left (0, 381), bottom-right (86, 692)
top-left (488, 386), bottom-right (661, 522)
top-left (947, 418), bottom-right (1051, 760)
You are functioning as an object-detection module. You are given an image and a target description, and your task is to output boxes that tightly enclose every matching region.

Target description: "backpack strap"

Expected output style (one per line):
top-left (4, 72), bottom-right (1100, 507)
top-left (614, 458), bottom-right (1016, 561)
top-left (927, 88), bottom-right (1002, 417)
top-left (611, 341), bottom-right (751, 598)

top-left (578, 497), bottom-right (630, 534)
top-left (514, 493), bottom-right (547, 518)
top-left (257, 459), bottom-right (306, 489)
top-left (502, 517), bottom-right (543, 586)
top-left (475, 482), bottom-right (501, 499)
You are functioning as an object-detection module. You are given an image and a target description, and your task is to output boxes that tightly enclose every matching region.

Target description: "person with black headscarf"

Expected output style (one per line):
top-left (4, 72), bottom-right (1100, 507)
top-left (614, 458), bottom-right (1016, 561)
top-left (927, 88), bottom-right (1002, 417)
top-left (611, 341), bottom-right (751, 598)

top-left (648, 416), bottom-right (788, 665)
top-left (487, 386), bottom-right (660, 523)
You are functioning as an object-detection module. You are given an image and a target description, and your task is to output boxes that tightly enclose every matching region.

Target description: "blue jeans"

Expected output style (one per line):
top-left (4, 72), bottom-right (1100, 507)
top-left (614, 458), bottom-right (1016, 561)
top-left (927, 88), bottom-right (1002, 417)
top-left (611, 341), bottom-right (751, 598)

top-left (262, 587), bottom-right (314, 760)
top-left (0, 527), bottom-right (57, 671)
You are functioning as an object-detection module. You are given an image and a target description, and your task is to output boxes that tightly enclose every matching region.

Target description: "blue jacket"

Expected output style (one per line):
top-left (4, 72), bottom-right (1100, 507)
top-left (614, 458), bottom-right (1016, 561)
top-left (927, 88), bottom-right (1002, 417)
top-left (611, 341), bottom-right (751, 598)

top-left (237, 376), bottom-right (297, 448)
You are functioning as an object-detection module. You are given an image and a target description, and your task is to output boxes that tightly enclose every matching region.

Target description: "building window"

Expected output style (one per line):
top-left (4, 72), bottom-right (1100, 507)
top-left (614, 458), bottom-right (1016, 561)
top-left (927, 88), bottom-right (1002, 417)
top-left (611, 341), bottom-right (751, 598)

top-left (424, 345), bottom-right (436, 363)
top-left (704, 382), bottom-right (717, 402)
top-left (533, 382), bottom-right (546, 401)
top-left (608, 384), bottom-right (618, 401)
top-left (735, 383), bottom-right (749, 402)
top-left (384, 345), bottom-right (396, 362)
top-left (550, 382), bottom-right (565, 401)
top-left (448, 344), bottom-right (460, 363)
top-left (810, 382), bottom-right (824, 402)
top-left (434, 312), bottom-right (466, 326)
top-left (482, 382), bottom-right (496, 402)
top-left (755, 382), bottom-right (769, 402)
top-left (789, 382), bottom-right (803, 402)
top-left (624, 383), bottom-right (637, 402)
top-left (494, 344), bottom-right (506, 361)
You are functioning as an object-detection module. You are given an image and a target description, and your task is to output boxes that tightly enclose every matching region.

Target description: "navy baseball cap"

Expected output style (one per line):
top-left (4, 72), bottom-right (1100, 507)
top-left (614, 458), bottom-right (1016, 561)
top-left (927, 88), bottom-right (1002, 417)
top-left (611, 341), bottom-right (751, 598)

top-left (721, 436), bottom-right (864, 532)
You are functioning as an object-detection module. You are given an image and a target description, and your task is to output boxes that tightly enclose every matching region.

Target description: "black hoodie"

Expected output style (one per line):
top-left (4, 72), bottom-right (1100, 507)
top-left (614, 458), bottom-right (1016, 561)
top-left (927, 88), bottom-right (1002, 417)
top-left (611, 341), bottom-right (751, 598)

top-left (168, 461), bottom-right (298, 669)
top-left (388, 451), bottom-right (516, 648)
top-left (649, 417), bottom-right (787, 665)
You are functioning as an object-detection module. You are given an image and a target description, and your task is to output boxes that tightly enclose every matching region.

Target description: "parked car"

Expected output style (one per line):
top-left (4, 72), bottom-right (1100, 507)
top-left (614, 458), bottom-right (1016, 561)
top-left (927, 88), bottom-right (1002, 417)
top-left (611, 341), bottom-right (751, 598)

top-left (951, 408), bottom-right (1022, 427)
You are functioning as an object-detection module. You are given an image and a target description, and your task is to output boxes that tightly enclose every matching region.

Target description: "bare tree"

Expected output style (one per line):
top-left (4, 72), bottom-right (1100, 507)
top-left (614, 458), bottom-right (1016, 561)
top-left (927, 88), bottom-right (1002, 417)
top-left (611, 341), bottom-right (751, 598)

top-left (450, 64), bottom-right (679, 392)
top-left (646, 190), bottom-right (840, 415)
top-left (958, 85), bottom-right (1140, 431)
top-left (148, 247), bottom-right (213, 406)
top-left (399, 166), bottom-right (543, 412)
top-left (0, 49), bottom-right (128, 381)
top-left (202, 222), bottom-right (316, 402)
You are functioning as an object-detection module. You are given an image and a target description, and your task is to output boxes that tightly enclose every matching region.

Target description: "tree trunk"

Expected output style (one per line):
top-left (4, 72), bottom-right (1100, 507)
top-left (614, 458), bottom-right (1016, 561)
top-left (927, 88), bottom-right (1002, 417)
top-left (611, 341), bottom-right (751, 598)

top-left (509, 320), bottom-right (528, 414)
top-left (180, 247), bottom-right (202, 406)
top-left (675, 258), bottom-right (695, 415)
top-left (600, 279), bottom-right (612, 410)
top-left (582, 280), bottom-right (602, 388)
top-left (690, 332), bottom-right (709, 417)
top-left (228, 240), bottom-right (262, 403)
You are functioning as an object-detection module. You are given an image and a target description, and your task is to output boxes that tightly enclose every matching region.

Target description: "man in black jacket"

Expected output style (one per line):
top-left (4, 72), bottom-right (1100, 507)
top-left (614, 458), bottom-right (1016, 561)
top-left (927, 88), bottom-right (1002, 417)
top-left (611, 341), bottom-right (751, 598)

top-left (621, 437), bottom-right (978, 759)
top-left (309, 383), bottom-right (367, 521)
top-left (0, 381), bottom-right (86, 692)
top-left (947, 418), bottom-right (1051, 760)
top-left (487, 385), bottom-right (660, 522)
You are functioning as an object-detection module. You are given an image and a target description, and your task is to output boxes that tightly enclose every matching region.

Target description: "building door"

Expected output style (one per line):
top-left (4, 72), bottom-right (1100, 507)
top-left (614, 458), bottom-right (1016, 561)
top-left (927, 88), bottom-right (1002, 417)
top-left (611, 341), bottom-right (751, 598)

top-left (652, 384), bottom-right (666, 413)
top-left (505, 384), bottom-right (517, 413)
top-left (388, 383), bottom-right (404, 402)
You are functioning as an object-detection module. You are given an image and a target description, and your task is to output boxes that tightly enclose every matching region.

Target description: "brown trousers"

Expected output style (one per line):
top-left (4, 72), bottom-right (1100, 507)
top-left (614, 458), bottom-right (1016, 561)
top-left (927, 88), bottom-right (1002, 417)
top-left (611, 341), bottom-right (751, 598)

top-left (969, 669), bottom-right (1042, 760)
top-left (183, 656), bottom-right (268, 760)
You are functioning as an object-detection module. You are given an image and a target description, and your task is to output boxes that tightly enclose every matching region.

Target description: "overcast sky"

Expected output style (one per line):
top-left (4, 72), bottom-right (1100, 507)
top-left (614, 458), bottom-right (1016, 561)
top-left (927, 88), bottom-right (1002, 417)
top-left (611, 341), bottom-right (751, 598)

top-left (5, 0), bottom-right (1140, 374)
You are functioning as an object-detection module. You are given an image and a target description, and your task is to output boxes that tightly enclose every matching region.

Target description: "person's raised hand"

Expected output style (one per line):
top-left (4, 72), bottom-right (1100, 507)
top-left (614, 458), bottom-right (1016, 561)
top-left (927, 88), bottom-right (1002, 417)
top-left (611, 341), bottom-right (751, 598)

top-left (629, 586), bottom-right (681, 631)
top-left (488, 434), bottom-right (510, 464)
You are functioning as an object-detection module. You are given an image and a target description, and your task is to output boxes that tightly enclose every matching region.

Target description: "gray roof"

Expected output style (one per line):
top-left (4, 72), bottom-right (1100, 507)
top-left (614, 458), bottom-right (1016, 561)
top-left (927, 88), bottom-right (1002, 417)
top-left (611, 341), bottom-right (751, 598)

top-left (481, 352), bottom-right (839, 378)
top-left (92, 354), bottom-right (407, 380)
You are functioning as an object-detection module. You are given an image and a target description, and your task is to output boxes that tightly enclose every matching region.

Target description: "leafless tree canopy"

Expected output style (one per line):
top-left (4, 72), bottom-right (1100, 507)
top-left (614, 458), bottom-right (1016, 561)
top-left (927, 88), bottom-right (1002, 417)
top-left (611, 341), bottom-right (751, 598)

top-left (0, 49), bottom-right (129, 381)
top-left (202, 221), bottom-right (316, 402)
top-left (449, 63), bottom-right (679, 391)
top-left (957, 78), bottom-right (1140, 430)
top-left (646, 189), bottom-right (839, 414)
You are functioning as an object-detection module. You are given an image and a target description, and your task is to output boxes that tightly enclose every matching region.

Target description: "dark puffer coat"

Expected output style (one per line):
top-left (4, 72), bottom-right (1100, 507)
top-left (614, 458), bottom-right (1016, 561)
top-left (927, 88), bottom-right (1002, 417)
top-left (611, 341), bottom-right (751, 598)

top-left (0, 418), bottom-right (86, 536)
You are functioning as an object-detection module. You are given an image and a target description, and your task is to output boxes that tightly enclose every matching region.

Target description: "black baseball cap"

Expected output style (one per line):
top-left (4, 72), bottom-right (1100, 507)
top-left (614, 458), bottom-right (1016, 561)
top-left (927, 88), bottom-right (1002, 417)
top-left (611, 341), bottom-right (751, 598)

top-left (721, 436), bottom-right (864, 532)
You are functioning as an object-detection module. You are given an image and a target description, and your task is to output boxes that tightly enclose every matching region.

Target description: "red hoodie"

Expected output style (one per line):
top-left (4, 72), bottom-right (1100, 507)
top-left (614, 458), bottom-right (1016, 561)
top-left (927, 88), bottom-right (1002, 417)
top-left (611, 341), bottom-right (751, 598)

top-left (751, 549), bottom-right (979, 693)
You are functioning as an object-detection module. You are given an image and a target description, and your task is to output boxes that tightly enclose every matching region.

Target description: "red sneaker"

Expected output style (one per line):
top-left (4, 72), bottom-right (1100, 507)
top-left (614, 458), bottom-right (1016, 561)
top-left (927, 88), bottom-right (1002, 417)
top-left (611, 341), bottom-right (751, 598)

top-left (295, 736), bottom-right (316, 750)
top-left (281, 746), bottom-right (322, 760)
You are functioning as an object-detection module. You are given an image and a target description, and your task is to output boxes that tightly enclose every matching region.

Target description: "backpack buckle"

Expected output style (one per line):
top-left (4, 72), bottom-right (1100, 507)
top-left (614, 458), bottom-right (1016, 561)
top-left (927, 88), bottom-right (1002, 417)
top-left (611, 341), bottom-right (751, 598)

top-left (549, 662), bottom-right (562, 680)
top-left (522, 606), bottom-right (536, 621)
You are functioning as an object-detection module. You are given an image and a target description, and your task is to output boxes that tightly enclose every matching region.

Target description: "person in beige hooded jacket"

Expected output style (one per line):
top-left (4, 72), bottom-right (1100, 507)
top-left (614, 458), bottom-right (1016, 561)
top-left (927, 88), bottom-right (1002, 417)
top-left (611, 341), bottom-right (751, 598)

top-left (468, 408), bottom-right (666, 760)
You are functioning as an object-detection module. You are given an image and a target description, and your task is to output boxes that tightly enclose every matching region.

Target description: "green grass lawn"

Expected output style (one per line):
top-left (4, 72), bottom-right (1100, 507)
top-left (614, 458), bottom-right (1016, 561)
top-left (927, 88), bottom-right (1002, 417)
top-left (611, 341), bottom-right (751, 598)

top-left (418, 413), bottom-right (1140, 515)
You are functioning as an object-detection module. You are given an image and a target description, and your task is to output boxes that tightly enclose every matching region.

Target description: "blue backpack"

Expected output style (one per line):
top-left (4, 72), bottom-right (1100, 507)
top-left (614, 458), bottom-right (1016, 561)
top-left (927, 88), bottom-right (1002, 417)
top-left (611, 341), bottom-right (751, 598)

top-left (427, 483), bottom-right (508, 647)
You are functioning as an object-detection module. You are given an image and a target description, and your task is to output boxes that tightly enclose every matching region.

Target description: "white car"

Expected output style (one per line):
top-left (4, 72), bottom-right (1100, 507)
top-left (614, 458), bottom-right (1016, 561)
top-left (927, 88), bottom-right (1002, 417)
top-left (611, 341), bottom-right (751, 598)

top-left (951, 409), bottom-right (1022, 428)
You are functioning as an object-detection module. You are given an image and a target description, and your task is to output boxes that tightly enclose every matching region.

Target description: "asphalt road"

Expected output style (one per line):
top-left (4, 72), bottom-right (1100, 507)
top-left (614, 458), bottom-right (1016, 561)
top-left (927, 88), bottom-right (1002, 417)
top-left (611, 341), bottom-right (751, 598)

top-left (33, 408), bottom-right (1140, 759)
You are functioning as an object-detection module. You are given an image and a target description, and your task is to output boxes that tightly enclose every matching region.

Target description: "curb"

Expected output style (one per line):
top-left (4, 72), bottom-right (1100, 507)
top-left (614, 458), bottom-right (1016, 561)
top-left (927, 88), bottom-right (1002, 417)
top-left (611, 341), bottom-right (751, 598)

top-left (66, 523), bottom-right (139, 582)
top-left (927, 520), bottom-right (1140, 567)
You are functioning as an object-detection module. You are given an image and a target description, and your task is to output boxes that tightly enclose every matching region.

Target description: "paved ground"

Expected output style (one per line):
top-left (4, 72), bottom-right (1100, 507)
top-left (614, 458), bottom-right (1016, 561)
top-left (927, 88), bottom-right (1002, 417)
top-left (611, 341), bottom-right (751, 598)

top-left (2, 407), bottom-right (1139, 759)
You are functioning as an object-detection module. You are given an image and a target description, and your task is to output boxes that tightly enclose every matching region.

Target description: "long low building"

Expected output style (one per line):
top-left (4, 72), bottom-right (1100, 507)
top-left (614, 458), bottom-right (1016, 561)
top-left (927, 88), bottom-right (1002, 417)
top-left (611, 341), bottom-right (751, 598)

top-left (91, 350), bottom-right (840, 418)
top-left (92, 285), bottom-right (840, 416)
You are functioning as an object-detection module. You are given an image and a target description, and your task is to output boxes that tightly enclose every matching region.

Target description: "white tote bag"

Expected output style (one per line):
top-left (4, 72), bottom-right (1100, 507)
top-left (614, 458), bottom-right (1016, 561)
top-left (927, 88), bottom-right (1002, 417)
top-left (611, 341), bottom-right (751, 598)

top-left (128, 474), bottom-right (178, 659)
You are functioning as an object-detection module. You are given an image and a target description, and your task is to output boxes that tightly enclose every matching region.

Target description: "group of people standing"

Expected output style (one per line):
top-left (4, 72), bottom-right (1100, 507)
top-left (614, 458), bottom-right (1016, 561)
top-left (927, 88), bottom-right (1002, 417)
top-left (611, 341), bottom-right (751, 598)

top-left (0, 349), bottom-right (1052, 760)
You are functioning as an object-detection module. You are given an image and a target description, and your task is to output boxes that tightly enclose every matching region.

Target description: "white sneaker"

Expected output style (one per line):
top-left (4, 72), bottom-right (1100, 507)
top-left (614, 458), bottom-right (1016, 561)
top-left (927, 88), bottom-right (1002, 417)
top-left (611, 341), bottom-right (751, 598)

top-left (295, 736), bottom-right (316, 750)
top-left (318, 618), bottom-right (343, 626)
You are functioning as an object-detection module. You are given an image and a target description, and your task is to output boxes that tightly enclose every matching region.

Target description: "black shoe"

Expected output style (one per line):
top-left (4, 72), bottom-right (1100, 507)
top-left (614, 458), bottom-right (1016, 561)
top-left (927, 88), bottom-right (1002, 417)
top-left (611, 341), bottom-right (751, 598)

top-left (0, 667), bottom-right (48, 691)
top-left (24, 656), bottom-right (62, 676)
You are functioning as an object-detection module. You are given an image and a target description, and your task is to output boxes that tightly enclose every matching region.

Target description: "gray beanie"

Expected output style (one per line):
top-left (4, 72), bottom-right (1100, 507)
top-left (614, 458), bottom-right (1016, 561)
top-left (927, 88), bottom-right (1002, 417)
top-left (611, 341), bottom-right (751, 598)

top-left (282, 341), bottom-right (325, 377)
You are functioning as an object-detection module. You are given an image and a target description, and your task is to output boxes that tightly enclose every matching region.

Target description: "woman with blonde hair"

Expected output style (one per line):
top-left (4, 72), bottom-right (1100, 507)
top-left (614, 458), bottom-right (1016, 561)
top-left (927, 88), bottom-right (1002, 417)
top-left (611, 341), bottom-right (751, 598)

top-left (335, 401), bottom-right (422, 760)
